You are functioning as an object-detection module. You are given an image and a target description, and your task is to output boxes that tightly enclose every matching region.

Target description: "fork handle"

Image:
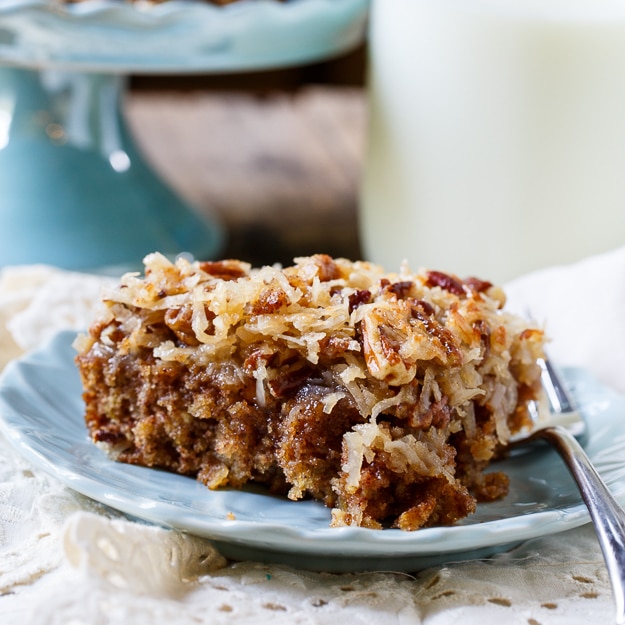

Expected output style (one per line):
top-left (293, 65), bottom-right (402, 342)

top-left (536, 425), bottom-right (625, 625)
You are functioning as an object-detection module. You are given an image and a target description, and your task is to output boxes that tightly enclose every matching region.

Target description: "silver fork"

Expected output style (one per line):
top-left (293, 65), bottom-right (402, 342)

top-left (516, 356), bottom-right (625, 625)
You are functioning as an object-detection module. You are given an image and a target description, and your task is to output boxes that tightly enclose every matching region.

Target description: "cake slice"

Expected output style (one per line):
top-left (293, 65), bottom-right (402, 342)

top-left (75, 253), bottom-right (545, 530)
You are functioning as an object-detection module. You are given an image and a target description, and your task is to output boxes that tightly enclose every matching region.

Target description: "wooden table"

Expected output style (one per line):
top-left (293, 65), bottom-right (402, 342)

top-left (125, 86), bottom-right (367, 268)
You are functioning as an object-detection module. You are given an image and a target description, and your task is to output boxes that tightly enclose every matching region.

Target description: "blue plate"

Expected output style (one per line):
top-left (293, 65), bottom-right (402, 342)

top-left (1, 330), bottom-right (624, 572)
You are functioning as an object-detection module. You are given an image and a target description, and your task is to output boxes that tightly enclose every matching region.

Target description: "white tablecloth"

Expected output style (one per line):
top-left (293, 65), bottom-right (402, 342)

top-left (2, 248), bottom-right (625, 625)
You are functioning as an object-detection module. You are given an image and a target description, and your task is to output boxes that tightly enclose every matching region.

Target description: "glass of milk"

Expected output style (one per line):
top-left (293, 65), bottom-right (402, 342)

top-left (360, 0), bottom-right (625, 283)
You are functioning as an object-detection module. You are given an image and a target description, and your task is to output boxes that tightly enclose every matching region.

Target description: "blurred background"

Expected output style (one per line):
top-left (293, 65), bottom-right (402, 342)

top-left (0, 0), bottom-right (370, 273)
top-left (126, 43), bottom-right (368, 268)
top-left (5, 0), bottom-right (625, 281)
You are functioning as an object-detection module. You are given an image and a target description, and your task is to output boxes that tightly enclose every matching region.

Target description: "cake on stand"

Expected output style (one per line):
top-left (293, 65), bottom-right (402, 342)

top-left (0, 0), bottom-right (369, 270)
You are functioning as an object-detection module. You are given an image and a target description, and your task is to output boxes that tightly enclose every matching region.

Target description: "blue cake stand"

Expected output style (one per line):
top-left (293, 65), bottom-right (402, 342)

top-left (0, 0), bottom-right (369, 271)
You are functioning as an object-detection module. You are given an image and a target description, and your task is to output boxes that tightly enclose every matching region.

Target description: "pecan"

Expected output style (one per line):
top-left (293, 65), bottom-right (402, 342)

top-left (199, 260), bottom-right (248, 281)
top-left (360, 309), bottom-right (416, 386)
top-left (410, 306), bottom-right (462, 366)
top-left (312, 254), bottom-right (341, 282)
top-left (412, 299), bottom-right (435, 317)
top-left (425, 271), bottom-right (465, 296)
top-left (164, 305), bottom-right (206, 346)
top-left (348, 289), bottom-right (371, 313)
top-left (318, 335), bottom-right (354, 359)
top-left (472, 319), bottom-right (491, 358)
top-left (268, 364), bottom-right (314, 398)
top-left (252, 286), bottom-right (288, 315)
top-left (386, 281), bottom-right (414, 299)
top-left (243, 347), bottom-right (275, 375)
top-left (463, 277), bottom-right (493, 294)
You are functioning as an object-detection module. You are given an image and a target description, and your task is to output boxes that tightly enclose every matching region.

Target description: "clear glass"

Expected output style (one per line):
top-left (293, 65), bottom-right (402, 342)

top-left (360, 0), bottom-right (625, 283)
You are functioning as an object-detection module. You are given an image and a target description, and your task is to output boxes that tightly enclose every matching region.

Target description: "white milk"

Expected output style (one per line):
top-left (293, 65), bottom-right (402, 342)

top-left (360, 0), bottom-right (625, 283)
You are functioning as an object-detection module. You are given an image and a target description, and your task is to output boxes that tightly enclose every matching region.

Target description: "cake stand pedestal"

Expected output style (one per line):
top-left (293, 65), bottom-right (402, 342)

top-left (0, 66), bottom-right (222, 271)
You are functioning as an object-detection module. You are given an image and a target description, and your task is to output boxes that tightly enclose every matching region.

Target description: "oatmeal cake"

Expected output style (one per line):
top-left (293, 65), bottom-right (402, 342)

top-left (75, 253), bottom-right (545, 530)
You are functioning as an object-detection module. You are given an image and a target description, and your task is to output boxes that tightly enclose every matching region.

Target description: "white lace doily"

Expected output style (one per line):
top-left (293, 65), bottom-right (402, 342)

top-left (0, 257), bottom-right (622, 625)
